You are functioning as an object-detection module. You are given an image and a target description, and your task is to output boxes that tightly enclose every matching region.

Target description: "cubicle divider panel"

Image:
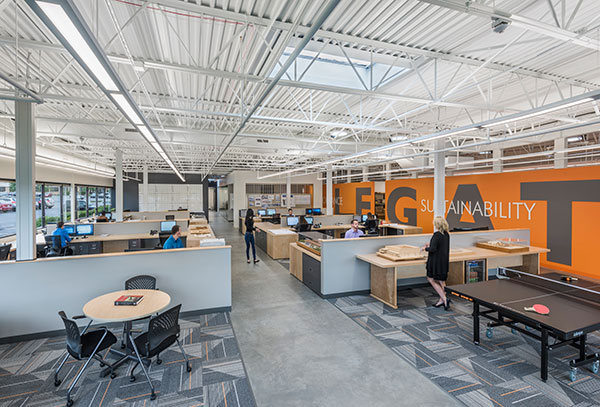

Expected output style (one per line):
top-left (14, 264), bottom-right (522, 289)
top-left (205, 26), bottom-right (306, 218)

top-left (93, 219), bottom-right (188, 235)
top-left (319, 229), bottom-right (530, 297)
top-left (0, 246), bottom-right (231, 340)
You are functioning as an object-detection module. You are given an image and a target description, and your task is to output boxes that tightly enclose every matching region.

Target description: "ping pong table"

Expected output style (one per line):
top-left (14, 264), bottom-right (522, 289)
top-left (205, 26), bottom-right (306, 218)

top-left (446, 268), bottom-right (600, 382)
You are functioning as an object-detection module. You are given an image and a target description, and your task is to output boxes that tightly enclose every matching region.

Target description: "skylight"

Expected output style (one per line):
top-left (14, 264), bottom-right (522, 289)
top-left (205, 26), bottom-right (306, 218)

top-left (273, 47), bottom-right (406, 91)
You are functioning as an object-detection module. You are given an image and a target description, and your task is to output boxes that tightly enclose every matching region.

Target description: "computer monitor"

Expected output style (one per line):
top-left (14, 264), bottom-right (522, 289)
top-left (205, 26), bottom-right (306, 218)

top-left (304, 216), bottom-right (313, 225)
top-left (62, 224), bottom-right (74, 234)
top-left (312, 208), bottom-right (322, 215)
top-left (267, 209), bottom-right (276, 216)
top-left (361, 214), bottom-right (368, 223)
top-left (286, 216), bottom-right (299, 227)
top-left (160, 221), bottom-right (176, 233)
top-left (63, 224), bottom-right (75, 235)
top-left (257, 209), bottom-right (266, 216)
top-left (305, 208), bottom-right (313, 215)
top-left (76, 224), bottom-right (94, 236)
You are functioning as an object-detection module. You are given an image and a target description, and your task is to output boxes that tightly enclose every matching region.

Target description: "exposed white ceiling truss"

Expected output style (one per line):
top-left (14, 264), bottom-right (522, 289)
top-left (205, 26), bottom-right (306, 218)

top-left (0, 0), bottom-right (599, 178)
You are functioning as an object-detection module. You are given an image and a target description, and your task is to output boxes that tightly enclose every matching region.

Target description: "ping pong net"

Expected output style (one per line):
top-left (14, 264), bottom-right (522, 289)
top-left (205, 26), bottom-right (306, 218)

top-left (498, 268), bottom-right (600, 305)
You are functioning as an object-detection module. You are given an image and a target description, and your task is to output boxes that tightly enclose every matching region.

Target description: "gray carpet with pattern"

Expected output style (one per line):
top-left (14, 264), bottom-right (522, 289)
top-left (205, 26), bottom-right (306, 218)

top-left (0, 312), bottom-right (256, 407)
top-left (329, 287), bottom-right (600, 407)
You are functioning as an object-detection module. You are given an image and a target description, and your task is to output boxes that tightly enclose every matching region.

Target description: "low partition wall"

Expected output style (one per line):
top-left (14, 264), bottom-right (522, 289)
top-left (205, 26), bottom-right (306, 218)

top-left (312, 215), bottom-right (354, 226)
top-left (0, 246), bottom-right (231, 341)
top-left (93, 219), bottom-right (188, 234)
top-left (319, 229), bottom-right (530, 297)
top-left (45, 219), bottom-right (189, 235)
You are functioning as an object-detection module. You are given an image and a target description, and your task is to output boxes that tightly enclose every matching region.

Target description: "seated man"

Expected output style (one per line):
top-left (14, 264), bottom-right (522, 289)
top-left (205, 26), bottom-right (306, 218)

top-left (96, 211), bottom-right (108, 222)
top-left (52, 221), bottom-right (73, 255)
top-left (287, 208), bottom-right (293, 217)
top-left (344, 219), bottom-right (364, 239)
top-left (163, 224), bottom-right (184, 250)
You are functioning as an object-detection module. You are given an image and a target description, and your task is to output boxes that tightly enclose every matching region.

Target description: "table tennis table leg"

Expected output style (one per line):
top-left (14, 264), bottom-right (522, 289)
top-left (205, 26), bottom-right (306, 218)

top-left (541, 328), bottom-right (548, 382)
top-left (473, 302), bottom-right (480, 345)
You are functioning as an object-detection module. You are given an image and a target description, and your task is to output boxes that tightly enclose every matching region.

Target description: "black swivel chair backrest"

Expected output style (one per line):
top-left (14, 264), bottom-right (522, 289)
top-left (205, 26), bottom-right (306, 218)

top-left (44, 235), bottom-right (60, 256)
top-left (147, 304), bottom-right (181, 356)
top-left (165, 215), bottom-right (175, 221)
top-left (58, 311), bottom-right (82, 359)
top-left (0, 244), bottom-right (11, 261)
top-left (125, 275), bottom-right (157, 290)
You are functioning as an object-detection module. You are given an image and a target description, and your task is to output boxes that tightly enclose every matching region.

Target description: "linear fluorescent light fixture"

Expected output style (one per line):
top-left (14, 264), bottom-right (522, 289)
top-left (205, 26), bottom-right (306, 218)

top-left (482, 98), bottom-right (593, 128)
top-left (27, 0), bottom-right (185, 182)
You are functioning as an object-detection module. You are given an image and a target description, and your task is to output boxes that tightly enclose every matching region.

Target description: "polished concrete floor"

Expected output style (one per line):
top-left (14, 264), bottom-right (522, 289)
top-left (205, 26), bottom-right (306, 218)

top-left (210, 213), bottom-right (460, 407)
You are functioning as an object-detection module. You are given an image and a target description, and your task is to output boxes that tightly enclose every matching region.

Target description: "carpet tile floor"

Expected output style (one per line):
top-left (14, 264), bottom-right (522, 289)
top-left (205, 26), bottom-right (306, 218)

top-left (329, 287), bottom-right (600, 407)
top-left (0, 312), bottom-right (256, 407)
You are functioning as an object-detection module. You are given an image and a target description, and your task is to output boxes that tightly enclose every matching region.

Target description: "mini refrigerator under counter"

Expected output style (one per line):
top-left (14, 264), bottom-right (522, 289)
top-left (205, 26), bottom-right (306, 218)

top-left (465, 259), bottom-right (486, 283)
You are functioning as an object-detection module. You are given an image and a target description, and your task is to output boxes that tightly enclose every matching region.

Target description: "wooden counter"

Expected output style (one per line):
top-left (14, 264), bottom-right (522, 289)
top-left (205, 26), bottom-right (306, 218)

top-left (312, 224), bottom-right (364, 239)
top-left (357, 245), bottom-right (549, 309)
top-left (255, 222), bottom-right (297, 259)
top-left (380, 224), bottom-right (423, 235)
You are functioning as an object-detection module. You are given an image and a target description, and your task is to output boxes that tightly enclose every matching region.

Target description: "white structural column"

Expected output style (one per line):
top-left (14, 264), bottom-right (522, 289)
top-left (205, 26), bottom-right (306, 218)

top-left (433, 139), bottom-right (445, 218)
top-left (286, 174), bottom-right (291, 208)
top-left (326, 166), bottom-right (333, 215)
top-left (15, 101), bottom-right (36, 261)
top-left (385, 163), bottom-right (391, 181)
top-left (554, 136), bottom-right (566, 169)
top-left (346, 170), bottom-right (352, 183)
top-left (115, 149), bottom-right (123, 222)
top-left (362, 166), bottom-right (368, 182)
top-left (142, 165), bottom-right (148, 211)
top-left (493, 148), bottom-right (502, 173)
top-left (70, 182), bottom-right (76, 222)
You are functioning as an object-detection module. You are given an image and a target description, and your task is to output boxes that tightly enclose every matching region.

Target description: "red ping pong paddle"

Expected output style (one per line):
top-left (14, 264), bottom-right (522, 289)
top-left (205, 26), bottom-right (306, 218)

top-left (524, 304), bottom-right (550, 315)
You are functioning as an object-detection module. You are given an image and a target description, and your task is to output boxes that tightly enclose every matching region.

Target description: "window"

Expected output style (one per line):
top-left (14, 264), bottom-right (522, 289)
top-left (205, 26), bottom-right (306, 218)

top-left (0, 181), bottom-right (16, 238)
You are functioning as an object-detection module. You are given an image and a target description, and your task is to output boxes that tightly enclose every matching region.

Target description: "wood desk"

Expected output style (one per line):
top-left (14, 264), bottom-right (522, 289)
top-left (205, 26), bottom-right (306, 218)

top-left (380, 224), bottom-right (423, 235)
top-left (67, 231), bottom-right (190, 254)
top-left (255, 223), bottom-right (297, 259)
top-left (239, 217), bottom-right (264, 234)
top-left (312, 224), bottom-right (364, 239)
top-left (357, 246), bottom-right (549, 309)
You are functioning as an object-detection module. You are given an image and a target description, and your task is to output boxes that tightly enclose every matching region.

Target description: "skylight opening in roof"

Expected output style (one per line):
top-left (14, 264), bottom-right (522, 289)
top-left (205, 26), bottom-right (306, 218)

top-left (272, 47), bottom-right (407, 90)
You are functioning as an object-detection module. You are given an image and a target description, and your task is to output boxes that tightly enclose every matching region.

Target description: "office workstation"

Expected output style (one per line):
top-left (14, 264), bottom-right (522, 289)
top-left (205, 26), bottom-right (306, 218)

top-left (2, 1), bottom-right (600, 406)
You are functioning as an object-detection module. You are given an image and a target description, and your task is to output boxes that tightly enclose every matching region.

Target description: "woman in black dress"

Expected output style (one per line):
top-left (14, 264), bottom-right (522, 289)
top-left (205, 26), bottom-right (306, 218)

top-left (244, 209), bottom-right (260, 264)
top-left (424, 216), bottom-right (450, 310)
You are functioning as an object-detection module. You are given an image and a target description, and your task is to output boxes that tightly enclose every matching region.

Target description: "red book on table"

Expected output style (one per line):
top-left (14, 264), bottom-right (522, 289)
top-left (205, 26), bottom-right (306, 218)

top-left (114, 295), bottom-right (143, 306)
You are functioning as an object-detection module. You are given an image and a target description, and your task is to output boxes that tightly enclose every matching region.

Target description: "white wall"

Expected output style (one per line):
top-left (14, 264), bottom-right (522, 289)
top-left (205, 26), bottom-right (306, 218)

top-left (226, 171), bottom-right (322, 228)
top-left (139, 184), bottom-right (203, 211)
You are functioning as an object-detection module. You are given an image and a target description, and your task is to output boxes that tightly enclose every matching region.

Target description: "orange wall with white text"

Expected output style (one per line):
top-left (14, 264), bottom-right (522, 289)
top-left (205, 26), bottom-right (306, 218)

top-left (323, 182), bottom-right (375, 215)
top-left (385, 166), bottom-right (600, 279)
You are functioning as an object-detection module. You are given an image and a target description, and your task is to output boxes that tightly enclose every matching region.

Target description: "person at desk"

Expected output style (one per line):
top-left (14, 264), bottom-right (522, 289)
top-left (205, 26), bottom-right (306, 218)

top-left (344, 219), bottom-right (364, 238)
top-left (163, 225), bottom-right (184, 250)
top-left (287, 208), bottom-right (293, 216)
top-left (244, 209), bottom-right (260, 264)
top-left (52, 221), bottom-right (73, 255)
top-left (423, 216), bottom-right (450, 310)
top-left (96, 211), bottom-right (108, 222)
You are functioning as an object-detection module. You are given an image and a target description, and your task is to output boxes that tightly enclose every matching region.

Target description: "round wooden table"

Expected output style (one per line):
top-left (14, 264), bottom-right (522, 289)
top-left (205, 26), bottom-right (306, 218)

top-left (83, 289), bottom-right (171, 376)
top-left (83, 289), bottom-right (171, 322)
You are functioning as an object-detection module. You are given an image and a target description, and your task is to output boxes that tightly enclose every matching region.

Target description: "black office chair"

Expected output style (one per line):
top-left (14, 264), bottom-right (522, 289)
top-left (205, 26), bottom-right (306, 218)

top-left (125, 275), bottom-right (157, 290)
top-left (0, 243), bottom-right (11, 261)
top-left (127, 304), bottom-right (191, 401)
top-left (165, 215), bottom-right (175, 221)
top-left (44, 235), bottom-right (60, 257)
top-left (54, 311), bottom-right (117, 407)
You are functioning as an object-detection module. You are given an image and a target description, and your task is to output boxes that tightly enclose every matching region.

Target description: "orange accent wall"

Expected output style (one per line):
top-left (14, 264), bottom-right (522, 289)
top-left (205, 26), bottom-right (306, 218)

top-left (322, 181), bottom-right (375, 215)
top-left (385, 166), bottom-right (600, 279)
